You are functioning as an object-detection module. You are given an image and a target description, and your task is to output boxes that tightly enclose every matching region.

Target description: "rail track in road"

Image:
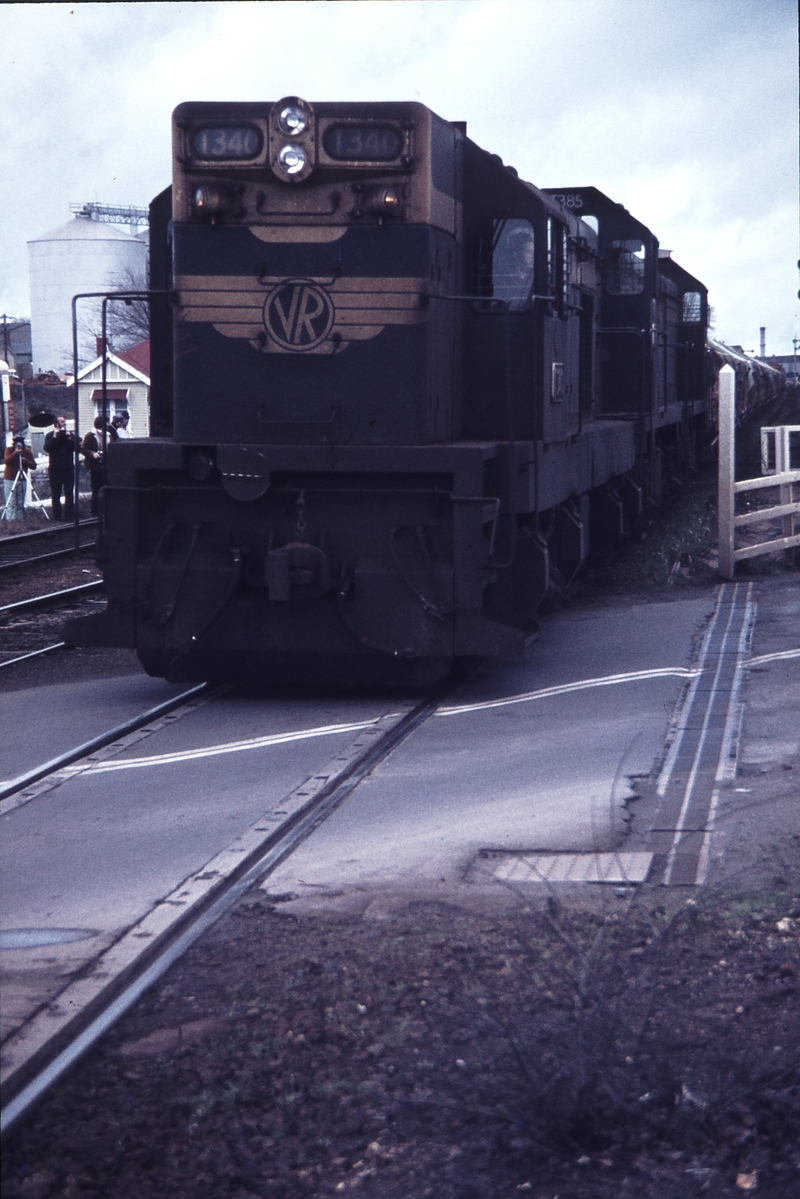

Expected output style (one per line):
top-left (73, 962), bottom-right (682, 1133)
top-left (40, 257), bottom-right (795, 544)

top-left (2, 578), bottom-right (792, 1140)
top-left (645, 581), bottom-right (756, 887)
top-left (0, 679), bottom-right (452, 1134)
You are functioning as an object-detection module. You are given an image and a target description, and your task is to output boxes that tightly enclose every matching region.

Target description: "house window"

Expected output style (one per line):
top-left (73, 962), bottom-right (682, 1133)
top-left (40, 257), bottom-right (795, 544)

top-left (607, 239), bottom-right (646, 295)
top-left (91, 388), bottom-right (129, 417)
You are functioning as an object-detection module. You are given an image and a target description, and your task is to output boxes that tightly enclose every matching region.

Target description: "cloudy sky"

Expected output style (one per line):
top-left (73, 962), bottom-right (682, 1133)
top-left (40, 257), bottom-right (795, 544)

top-left (1, 0), bottom-right (797, 355)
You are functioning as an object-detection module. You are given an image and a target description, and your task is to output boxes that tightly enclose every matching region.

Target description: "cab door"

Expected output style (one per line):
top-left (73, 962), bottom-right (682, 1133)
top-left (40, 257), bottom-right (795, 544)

top-left (462, 215), bottom-right (538, 441)
top-left (542, 215), bottom-right (580, 442)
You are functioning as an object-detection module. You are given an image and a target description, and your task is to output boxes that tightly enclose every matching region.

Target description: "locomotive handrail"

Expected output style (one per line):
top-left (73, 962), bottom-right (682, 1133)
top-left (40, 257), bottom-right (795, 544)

top-left (389, 526), bottom-right (450, 621)
top-left (450, 495), bottom-right (501, 555)
top-left (70, 288), bottom-right (178, 553)
top-left (427, 292), bottom-right (551, 307)
top-left (166, 546), bottom-right (243, 672)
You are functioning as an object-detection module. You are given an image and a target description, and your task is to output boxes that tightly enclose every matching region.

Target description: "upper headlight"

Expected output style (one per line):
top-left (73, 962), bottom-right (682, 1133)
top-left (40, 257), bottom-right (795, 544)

top-left (278, 104), bottom-right (307, 136)
top-left (278, 143), bottom-right (307, 175)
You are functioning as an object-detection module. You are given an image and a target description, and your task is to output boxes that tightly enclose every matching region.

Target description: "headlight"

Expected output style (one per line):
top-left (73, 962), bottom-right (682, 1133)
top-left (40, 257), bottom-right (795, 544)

top-left (278, 104), bottom-right (307, 136)
top-left (278, 144), bottom-right (307, 175)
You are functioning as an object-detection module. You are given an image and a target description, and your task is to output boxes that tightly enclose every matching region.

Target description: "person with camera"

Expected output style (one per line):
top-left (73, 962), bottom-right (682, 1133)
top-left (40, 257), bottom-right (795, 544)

top-left (81, 415), bottom-right (118, 516)
top-left (43, 415), bottom-right (77, 521)
top-left (3, 435), bottom-right (36, 521)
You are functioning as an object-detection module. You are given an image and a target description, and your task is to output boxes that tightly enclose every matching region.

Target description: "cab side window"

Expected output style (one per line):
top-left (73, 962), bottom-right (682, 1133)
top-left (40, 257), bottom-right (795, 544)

top-left (547, 217), bottom-right (568, 313)
top-left (607, 239), bottom-right (646, 295)
top-left (682, 291), bottom-right (702, 323)
top-left (472, 217), bottom-right (535, 311)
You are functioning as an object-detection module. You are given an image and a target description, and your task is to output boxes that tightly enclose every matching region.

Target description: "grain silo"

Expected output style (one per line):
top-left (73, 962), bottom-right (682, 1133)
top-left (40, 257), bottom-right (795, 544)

top-left (27, 211), bottom-right (147, 375)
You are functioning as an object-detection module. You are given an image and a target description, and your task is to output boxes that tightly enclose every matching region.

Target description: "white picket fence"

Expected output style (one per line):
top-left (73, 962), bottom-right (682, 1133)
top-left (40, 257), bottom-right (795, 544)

top-left (717, 364), bottom-right (800, 578)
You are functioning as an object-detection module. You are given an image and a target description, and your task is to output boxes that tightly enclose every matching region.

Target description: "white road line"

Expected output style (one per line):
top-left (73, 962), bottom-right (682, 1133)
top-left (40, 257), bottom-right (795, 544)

top-left (662, 584), bottom-right (745, 885)
top-left (70, 719), bottom-right (384, 774)
top-left (656, 584), bottom-right (728, 798)
top-left (695, 585), bottom-right (757, 885)
top-left (748, 648), bottom-right (800, 667)
top-left (437, 666), bottom-right (699, 717)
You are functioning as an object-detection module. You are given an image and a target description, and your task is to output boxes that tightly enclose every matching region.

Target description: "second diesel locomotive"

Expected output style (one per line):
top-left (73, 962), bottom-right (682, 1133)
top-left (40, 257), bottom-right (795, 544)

top-left (68, 98), bottom-right (711, 684)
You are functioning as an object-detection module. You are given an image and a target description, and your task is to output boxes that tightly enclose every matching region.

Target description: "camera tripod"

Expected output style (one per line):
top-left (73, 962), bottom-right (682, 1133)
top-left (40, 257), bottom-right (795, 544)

top-left (1, 463), bottom-right (49, 522)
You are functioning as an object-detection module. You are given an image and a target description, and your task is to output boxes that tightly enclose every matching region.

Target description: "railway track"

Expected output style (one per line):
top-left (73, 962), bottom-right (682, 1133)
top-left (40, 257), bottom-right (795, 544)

top-left (0, 583), bottom-right (105, 671)
top-left (0, 678), bottom-right (452, 1134)
top-left (0, 521), bottom-right (97, 572)
top-left (0, 579), bottom-right (104, 617)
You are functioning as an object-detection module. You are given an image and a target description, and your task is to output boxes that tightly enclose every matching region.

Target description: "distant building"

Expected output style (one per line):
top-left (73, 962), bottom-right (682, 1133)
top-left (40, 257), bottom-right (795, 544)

top-left (1, 318), bottom-right (33, 380)
top-left (27, 212), bottom-right (147, 375)
top-left (77, 340), bottom-right (150, 438)
top-left (770, 354), bottom-right (800, 380)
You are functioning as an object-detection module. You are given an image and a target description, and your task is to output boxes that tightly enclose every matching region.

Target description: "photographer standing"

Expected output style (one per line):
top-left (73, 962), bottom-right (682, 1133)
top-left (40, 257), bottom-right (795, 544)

top-left (3, 435), bottom-right (36, 521)
top-left (81, 415), bottom-right (117, 516)
top-left (43, 416), bottom-right (76, 521)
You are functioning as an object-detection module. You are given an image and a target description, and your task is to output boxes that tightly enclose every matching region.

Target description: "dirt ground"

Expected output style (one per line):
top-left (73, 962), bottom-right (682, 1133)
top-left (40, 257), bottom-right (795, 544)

top-left (2, 879), bottom-right (799, 1199)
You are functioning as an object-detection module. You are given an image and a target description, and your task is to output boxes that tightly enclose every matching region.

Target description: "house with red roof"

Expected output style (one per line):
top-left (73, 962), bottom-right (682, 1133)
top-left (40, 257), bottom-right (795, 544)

top-left (76, 339), bottom-right (150, 438)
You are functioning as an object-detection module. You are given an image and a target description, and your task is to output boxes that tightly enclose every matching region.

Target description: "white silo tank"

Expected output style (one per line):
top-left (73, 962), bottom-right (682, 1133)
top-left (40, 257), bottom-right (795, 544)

top-left (27, 215), bottom-right (147, 375)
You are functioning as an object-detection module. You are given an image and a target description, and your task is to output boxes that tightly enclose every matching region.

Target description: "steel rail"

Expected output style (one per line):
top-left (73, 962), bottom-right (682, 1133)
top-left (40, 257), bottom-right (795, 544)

top-left (0, 519), bottom-right (97, 548)
top-left (0, 679), bottom-right (452, 1135)
top-left (0, 579), bottom-right (104, 616)
top-left (0, 682), bottom-right (209, 804)
top-left (0, 544), bottom-right (97, 573)
top-left (0, 642), bottom-right (66, 672)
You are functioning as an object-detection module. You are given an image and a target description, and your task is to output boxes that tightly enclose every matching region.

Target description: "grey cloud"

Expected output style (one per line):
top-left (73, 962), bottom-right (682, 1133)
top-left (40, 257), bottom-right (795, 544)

top-left (1, 0), bottom-right (797, 352)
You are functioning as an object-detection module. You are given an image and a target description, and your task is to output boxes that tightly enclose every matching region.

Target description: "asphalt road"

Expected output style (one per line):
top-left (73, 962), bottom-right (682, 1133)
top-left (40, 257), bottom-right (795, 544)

top-left (0, 688), bottom-right (399, 1041)
top-left (261, 593), bottom-right (715, 911)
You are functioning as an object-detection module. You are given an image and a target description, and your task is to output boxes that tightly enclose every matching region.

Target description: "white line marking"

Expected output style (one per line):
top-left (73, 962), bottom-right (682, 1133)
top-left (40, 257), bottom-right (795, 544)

top-left (70, 719), bottom-right (383, 774)
top-left (437, 666), bottom-right (698, 717)
top-left (663, 584), bottom-right (744, 885)
top-left (748, 648), bottom-right (800, 666)
top-left (695, 586), bottom-right (756, 885)
top-left (656, 585), bottom-right (727, 798)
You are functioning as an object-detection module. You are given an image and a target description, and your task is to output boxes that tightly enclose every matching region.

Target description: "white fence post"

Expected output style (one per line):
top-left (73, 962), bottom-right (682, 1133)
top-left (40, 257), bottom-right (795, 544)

top-left (717, 364), bottom-right (736, 579)
top-left (777, 427), bottom-right (795, 547)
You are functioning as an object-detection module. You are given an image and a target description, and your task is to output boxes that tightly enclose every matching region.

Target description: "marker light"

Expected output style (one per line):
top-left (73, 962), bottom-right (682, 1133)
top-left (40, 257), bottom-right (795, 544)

top-left (192, 184), bottom-right (233, 216)
top-left (365, 186), bottom-right (402, 217)
top-left (278, 143), bottom-right (307, 175)
top-left (278, 105), bottom-right (307, 136)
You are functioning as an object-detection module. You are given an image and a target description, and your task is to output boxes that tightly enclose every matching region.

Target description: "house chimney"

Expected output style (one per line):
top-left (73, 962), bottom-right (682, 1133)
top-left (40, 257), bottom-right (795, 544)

top-left (759, 327), bottom-right (766, 357)
top-left (96, 336), bottom-right (106, 358)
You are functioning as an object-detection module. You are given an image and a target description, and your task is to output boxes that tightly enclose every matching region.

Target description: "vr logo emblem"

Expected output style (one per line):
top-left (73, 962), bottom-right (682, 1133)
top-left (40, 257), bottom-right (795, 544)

top-left (263, 279), bottom-right (335, 351)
